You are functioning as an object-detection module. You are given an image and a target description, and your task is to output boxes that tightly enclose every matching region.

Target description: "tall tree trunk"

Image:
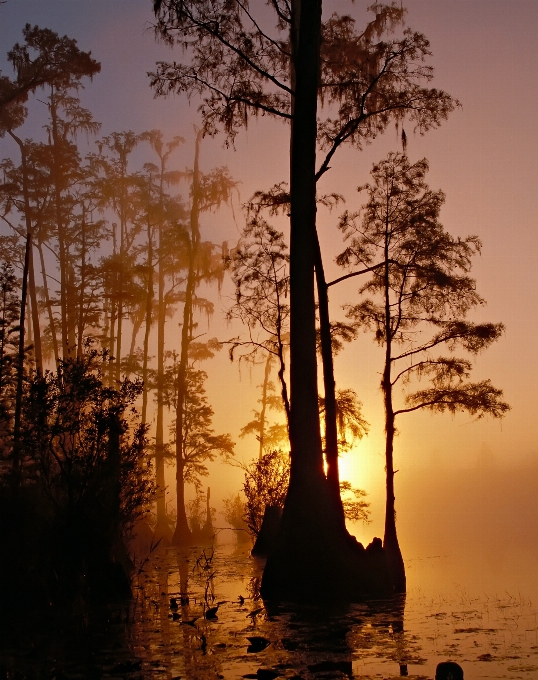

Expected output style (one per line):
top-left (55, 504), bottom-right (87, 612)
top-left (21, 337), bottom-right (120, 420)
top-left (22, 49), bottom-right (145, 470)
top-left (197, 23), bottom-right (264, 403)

top-left (262, 0), bottom-right (394, 602)
top-left (12, 233), bottom-right (30, 486)
top-left (258, 354), bottom-right (272, 459)
top-left (263, 0), bottom-right (331, 596)
top-left (109, 300), bottom-right (116, 386)
top-left (154, 236), bottom-right (168, 538)
top-left (315, 233), bottom-right (342, 514)
top-left (77, 206), bottom-right (87, 359)
top-left (49, 87), bottom-right (71, 359)
top-left (7, 131), bottom-right (43, 374)
top-left (37, 241), bottom-right (59, 365)
top-left (141, 220), bottom-right (154, 424)
top-left (172, 129), bottom-right (203, 546)
top-left (382, 231), bottom-right (406, 593)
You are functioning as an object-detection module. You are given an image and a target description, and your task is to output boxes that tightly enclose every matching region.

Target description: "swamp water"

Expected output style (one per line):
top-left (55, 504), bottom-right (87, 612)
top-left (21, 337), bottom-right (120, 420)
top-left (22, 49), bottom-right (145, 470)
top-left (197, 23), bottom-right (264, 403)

top-left (2, 539), bottom-right (538, 680)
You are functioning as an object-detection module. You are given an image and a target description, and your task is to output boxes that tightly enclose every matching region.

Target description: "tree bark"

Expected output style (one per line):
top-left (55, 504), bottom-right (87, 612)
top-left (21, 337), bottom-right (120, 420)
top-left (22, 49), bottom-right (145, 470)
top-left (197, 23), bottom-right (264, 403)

top-left (37, 240), bottom-right (59, 365)
top-left (258, 354), bottom-right (272, 459)
top-left (381, 221), bottom-right (406, 593)
top-left (315, 233), bottom-right (342, 514)
top-left (262, 0), bottom-right (393, 601)
top-left (141, 219), bottom-right (154, 424)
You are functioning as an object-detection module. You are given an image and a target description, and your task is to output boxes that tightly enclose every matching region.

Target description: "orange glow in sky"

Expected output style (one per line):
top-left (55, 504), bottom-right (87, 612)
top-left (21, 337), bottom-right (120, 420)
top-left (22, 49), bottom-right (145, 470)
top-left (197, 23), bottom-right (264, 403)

top-left (2, 0), bottom-right (538, 557)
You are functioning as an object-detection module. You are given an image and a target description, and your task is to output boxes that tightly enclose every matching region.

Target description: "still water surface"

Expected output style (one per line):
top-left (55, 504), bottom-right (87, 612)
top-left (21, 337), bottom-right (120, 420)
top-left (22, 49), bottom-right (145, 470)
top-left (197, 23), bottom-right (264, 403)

top-left (118, 539), bottom-right (538, 679)
top-left (3, 539), bottom-right (538, 679)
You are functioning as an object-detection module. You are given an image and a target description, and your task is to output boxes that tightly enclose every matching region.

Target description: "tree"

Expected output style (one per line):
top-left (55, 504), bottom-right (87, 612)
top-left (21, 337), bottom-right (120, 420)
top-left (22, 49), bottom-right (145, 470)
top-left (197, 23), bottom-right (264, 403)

top-left (339, 153), bottom-right (509, 591)
top-left (0, 263), bottom-right (20, 472)
top-left (171, 129), bottom-right (235, 544)
top-left (222, 492), bottom-right (250, 541)
top-left (226, 217), bottom-right (290, 423)
top-left (95, 131), bottom-right (142, 380)
top-left (239, 358), bottom-right (289, 459)
top-left (141, 130), bottom-right (187, 538)
top-left (0, 24), bottom-right (101, 132)
top-left (152, 0), bottom-right (457, 598)
top-left (19, 346), bottom-right (153, 599)
top-left (163, 352), bottom-right (235, 541)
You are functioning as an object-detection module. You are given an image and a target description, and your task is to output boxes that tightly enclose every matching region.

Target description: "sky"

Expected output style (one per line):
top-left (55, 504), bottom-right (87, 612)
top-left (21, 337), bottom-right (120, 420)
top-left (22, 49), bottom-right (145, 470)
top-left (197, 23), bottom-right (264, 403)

top-left (2, 1), bottom-right (538, 563)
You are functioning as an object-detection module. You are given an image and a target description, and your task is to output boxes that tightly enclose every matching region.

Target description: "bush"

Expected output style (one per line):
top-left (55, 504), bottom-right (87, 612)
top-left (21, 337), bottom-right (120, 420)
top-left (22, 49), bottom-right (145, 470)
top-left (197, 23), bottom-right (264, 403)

top-left (222, 492), bottom-right (250, 541)
top-left (242, 449), bottom-right (290, 536)
top-left (241, 449), bottom-right (370, 538)
top-left (0, 347), bottom-right (154, 612)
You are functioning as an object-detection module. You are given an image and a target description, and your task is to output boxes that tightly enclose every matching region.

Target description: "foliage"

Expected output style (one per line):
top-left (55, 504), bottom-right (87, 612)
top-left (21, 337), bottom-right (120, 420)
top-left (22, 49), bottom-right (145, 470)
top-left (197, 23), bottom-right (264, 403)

top-left (0, 24), bottom-right (100, 133)
top-left (21, 346), bottom-right (154, 537)
top-left (242, 449), bottom-right (290, 537)
top-left (340, 153), bottom-right (510, 419)
top-left (164, 359), bottom-right (235, 489)
top-left (0, 345), bottom-right (154, 611)
top-left (339, 481), bottom-right (370, 524)
top-left (222, 492), bottom-right (249, 535)
top-left (226, 217), bottom-right (290, 417)
top-left (241, 449), bottom-right (368, 536)
top-left (151, 2), bottom-right (457, 165)
top-left (319, 388), bottom-right (369, 454)
top-left (0, 263), bottom-right (20, 467)
top-left (186, 489), bottom-right (216, 534)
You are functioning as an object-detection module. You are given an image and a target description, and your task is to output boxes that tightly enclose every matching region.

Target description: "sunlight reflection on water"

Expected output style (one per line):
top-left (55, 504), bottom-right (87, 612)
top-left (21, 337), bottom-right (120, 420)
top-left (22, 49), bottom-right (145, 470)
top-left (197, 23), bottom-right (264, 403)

top-left (128, 541), bottom-right (538, 680)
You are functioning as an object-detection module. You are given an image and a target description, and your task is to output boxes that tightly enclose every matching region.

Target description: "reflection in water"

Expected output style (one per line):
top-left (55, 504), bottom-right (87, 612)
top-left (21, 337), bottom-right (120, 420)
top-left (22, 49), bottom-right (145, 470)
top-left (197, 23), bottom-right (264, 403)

top-left (2, 542), bottom-right (538, 678)
top-left (129, 544), bottom-right (420, 679)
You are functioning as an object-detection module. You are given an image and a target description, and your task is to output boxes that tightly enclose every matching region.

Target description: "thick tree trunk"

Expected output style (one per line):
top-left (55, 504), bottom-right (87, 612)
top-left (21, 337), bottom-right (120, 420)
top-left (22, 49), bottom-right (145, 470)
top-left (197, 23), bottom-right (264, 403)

top-left (262, 0), bottom-right (341, 598)
top-left (262, 0), bottom-right (393, 601)
top-left (315, 233), bottom-right (343, 516)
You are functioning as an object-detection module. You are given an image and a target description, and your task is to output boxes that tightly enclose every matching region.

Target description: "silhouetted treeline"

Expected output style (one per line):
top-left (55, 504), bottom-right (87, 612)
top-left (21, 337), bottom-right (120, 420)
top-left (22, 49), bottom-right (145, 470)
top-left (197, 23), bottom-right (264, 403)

top-left (0, 25), bottom-right (236, 569)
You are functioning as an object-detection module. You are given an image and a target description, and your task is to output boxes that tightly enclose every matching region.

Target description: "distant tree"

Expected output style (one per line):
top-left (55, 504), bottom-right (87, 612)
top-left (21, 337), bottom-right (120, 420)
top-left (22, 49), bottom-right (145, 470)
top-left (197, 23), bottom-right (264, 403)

top-left (222, 492), bottom-right (249, 541)
top-left (186, 487), bottom-right (216, 538)
top-left (0, 24), bottom-right (100, 132)
top-left (163, 346), bottom-right (235, 543)
top-left (171, 129), bottom-right (235, 544)
top-left (239, 356), bottom-right (289, 459)
top-left (138, 131), bottom-right (186, 537)
top-left (226, 217), bottom-right (290, 422)
top-left (95, 132), bottom-right (142, 381)
top-left (339, 153), bottom-right (510, 592)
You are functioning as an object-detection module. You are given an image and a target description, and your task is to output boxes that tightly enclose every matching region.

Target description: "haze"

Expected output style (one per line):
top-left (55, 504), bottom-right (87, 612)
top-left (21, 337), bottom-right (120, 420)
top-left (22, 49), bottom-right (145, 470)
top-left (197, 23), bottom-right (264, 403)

top-left (1, 0), bottom-right (537, 583)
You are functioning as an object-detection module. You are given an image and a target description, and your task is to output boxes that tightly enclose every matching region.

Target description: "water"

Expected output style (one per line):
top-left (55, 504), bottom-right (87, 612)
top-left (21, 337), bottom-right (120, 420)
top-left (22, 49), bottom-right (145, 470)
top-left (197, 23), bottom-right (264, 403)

top-left (2, 540), bottom-right (538, 679)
